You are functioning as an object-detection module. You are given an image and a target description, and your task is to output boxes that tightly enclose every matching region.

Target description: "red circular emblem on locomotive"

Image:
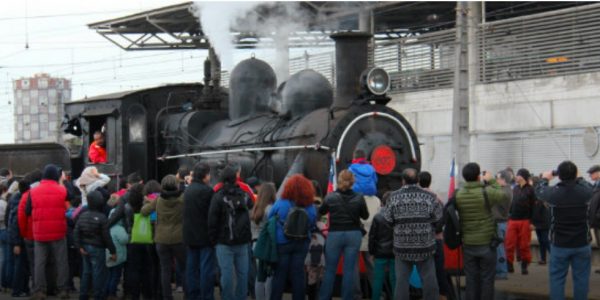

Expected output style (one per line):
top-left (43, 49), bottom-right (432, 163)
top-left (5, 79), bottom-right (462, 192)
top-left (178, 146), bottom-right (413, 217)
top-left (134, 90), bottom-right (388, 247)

top-left (370, 145), bottom-right (396, 175)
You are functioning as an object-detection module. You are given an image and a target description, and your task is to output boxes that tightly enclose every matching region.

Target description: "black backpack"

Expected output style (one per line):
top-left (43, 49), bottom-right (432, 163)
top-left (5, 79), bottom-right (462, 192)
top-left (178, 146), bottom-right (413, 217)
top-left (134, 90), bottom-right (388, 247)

top-left (443, 197), bottom-right (462, 250)
top-left (284, 204), bottom-right (310, 240)
top-left (223, 190), bottom-right (249, 242)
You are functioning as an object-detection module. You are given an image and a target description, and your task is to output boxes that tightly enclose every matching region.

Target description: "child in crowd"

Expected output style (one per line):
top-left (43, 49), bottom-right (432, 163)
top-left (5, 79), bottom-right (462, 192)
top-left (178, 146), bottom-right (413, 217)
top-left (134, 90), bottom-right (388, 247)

top-left (368, 191), bottom-right (395, 300)
top-left (74, 191), bottom-right (116, 300)
top-left (105, 207), bottom-right (129, 300)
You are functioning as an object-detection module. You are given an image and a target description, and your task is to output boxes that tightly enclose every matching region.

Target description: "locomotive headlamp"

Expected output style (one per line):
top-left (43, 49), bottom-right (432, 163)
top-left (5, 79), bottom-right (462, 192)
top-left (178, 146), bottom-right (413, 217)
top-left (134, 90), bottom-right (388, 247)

top-left (363, 67), bottom-right (390, 96)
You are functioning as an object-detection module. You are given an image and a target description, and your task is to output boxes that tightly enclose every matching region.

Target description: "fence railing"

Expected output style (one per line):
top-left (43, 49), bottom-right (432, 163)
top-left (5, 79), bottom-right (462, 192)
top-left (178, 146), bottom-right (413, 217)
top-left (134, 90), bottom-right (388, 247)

top-left (220, 3), bottom-right (600, 94)
top-left (479, 3), bottom-right (600, 82)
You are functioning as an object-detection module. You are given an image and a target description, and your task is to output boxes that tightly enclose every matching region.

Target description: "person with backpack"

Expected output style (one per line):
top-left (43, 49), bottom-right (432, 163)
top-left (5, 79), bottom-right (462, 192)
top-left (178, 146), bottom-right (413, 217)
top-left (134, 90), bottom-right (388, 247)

top-left (267, 174), bottom-right (317, 300)
top-left (208, 164), bottom-right (253, 300)
top-left (183, 163), bottom-right (216, 300)
top-left (74, 190), bottom-right (117, 300)
top-left (141, 175), bottom-right (185, 300)
top-left (318, 170), bottom-right (369, 300)
top-left (453, 163), bottom-right (510, 300)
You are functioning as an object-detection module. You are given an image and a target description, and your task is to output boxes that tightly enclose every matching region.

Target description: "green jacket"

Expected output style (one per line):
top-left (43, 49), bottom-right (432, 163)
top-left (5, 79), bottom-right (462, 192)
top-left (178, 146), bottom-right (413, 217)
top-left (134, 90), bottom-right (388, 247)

top-left (455, 179), bottom-right (509, 246)
top-left (141, 190), bottom-right (184, 245)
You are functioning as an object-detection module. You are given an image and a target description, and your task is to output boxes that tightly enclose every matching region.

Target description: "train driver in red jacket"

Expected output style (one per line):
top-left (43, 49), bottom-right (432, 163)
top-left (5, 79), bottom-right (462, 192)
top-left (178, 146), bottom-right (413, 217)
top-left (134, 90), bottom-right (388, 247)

top-left (88, 131), bottom-right (107, 164)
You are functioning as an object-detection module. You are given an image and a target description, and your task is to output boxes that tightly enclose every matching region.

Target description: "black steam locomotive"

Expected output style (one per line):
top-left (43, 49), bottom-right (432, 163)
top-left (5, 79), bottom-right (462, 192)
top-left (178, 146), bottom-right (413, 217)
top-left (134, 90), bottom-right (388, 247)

top-left (2, 32), bottom-right (421, 193)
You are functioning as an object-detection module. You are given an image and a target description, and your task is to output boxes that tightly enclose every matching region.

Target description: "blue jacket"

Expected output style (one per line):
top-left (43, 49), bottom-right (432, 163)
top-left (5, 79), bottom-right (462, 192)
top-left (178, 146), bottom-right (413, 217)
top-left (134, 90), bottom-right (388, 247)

top-left (268, 199), bottom-right (316, 244)
top-left (7, 192), bottom-right (22, 245)
top-left (349, 161), bottom-right (378, 196)
top-left (106, 209), bottom-right (128, 267)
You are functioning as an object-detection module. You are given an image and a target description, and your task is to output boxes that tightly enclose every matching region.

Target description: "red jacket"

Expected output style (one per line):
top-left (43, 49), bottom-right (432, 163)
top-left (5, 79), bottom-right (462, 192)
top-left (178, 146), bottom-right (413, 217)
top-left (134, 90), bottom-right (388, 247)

top-left (17, 191), bottom-right (34, 241)
top-left (213, 179), bottom-right (256, 203)
top-left (29, 180), bottom-right (68, 242)
top-left (88, 141), bottom-right (107, 163)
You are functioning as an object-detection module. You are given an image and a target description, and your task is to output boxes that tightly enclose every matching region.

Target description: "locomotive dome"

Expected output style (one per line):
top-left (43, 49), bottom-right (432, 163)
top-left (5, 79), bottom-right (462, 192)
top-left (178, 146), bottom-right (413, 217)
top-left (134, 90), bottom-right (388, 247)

top-left (282, 69), bottom-right (333, 118)
top-left (228, 57), bottom-right (277, 120)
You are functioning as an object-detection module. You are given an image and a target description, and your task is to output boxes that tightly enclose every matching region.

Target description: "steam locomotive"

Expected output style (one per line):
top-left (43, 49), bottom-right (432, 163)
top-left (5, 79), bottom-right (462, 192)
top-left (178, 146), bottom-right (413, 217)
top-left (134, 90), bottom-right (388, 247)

top-left (2, 32), bottom-right (421, 193)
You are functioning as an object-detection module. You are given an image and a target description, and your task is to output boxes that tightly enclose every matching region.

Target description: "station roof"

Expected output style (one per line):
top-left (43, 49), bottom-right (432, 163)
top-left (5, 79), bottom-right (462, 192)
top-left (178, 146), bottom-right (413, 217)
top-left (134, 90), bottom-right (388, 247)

top-left (88, 1), bottom-right (585, 50)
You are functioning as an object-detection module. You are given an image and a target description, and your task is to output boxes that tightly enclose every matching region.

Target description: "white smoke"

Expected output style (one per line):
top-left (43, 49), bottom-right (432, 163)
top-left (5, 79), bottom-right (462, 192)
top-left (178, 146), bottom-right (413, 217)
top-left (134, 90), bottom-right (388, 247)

top-left (192, 2), bottom-right (310, 81)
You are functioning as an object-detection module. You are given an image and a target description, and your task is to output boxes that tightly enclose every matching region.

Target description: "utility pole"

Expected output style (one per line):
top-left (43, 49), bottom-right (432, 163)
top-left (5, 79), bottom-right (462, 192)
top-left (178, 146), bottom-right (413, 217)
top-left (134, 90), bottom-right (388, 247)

top-left (451, 1), bottom-right (472, 179)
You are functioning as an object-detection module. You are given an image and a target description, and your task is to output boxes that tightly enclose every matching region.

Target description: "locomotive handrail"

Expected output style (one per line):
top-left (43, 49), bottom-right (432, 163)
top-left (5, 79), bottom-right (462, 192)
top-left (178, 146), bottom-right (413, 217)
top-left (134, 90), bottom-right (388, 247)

top-left (157, 144), bottom-right (331, 161)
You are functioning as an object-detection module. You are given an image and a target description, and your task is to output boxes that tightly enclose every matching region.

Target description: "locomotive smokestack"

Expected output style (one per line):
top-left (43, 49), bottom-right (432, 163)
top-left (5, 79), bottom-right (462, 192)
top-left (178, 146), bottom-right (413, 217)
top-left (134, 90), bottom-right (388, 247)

top-left (331, 32), bottom-right (371, 108)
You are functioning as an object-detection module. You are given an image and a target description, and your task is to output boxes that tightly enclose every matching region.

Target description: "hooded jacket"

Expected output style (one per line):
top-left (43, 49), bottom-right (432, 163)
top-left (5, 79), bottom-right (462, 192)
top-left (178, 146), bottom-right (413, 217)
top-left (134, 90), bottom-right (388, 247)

top-left (183, 180), bottom-right (214, 247)
top-left (27, 165), bottom-right (68, 242)
top-left (74, 191), bottom-right (116, 254)
top-left (319, 189), bottom-right (369, 232)
top-left (106, 208), bottom-right (128, 267)
top-left (141, 189), bottom-right (184, 245)
top-left (348, 159), bottom-right (378, 196)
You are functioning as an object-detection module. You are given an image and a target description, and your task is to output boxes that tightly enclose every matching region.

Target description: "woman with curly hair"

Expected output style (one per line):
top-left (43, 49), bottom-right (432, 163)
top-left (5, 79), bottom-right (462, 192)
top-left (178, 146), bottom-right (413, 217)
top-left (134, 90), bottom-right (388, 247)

top-left (268, 175), bottom-right (317, 300)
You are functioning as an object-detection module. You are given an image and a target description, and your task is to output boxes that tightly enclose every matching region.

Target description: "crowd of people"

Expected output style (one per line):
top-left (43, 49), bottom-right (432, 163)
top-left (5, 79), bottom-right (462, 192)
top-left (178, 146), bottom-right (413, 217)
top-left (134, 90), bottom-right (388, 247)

top-left (0, 150), bottom-right (597, 300)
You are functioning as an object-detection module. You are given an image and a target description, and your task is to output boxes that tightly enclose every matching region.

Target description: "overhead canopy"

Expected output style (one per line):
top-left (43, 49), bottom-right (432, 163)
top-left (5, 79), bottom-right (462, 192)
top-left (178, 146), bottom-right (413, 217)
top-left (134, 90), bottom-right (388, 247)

top-left (88, 1), bottom-right (584, 50)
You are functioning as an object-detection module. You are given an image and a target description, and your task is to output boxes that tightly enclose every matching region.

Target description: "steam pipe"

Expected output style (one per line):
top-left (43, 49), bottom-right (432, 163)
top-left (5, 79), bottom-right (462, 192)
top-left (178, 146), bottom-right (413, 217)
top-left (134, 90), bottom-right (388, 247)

top-left (157, 144), bottom-right (331, 160)
top-left (330, 32), bottom-right (371, 108)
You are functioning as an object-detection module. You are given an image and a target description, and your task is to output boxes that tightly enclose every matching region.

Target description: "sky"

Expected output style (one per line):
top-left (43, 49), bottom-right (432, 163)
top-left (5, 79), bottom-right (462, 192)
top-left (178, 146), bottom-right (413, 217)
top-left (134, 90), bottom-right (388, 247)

top-left (1, 0), bottom-right (187, 100)
top-left (0, 0), bottom-right (330, 143)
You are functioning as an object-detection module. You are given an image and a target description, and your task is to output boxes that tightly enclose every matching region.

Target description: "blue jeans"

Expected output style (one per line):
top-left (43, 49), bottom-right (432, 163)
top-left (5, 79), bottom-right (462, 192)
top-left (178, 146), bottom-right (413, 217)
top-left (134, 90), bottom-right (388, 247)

top-left (549, 245), bottom-right (591, 300)
top-left (186, 246), bottom-right (216, 300)
top-left (271, 240), bottom-right (309, 300)
top-left (11, 243), bottom-right (30, 296)
top-left (496, 222), bottom-right (508, 278)
top-left (0, 229), bottom-right (12, 289)
top-left (215, 244), bottom-right (249, 300)
top-left (80, 245), bottom-right (108, 300)
top-left (536, 229), bottom-right (550, 262)
top-left (105, 264), bottom-right (124, 297)
top-left (319, 230), bottom-right (362, 300)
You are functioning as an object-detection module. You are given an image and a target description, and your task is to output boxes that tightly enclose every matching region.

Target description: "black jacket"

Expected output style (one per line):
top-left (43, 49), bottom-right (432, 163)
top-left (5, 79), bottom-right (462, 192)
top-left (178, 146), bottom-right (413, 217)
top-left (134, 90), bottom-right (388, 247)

top-left (207, 185), bottom-right (253, 246)
top-left (368, 213), bottom-right (394, 258)
top-left (589, 189), bottom-right (600, 229)
top-left (319, 190), bottom-right (369, 232)
top-left (531, 200), bottom-right (550, 230)
top-left (535, 178), bottom-right (593, 248)
top-left (183, 180), bottom-right (214, 247)
top-left (510, 184), bottom-right (536, 220)
top-left (74, 192), bottom-right (116, 254)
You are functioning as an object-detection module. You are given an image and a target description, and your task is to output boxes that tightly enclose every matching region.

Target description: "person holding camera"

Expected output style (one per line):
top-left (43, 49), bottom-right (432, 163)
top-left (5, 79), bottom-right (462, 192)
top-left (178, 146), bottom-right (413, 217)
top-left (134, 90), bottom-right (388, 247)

top-left (454, 163), bottom-right (509, 300)
top-left (535, 161), bottom-right (593, 300)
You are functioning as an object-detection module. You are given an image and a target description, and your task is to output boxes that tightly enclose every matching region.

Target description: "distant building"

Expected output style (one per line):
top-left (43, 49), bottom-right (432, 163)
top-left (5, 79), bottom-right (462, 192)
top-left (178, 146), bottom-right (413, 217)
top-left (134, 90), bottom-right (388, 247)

top-left (13, 73), bottom-right (71, 143)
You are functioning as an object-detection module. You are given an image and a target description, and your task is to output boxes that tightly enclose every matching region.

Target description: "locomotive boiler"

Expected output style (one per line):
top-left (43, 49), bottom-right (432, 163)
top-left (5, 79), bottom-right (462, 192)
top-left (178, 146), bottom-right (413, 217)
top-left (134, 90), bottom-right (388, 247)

top-left (158, 32), bottom-right (421, 193)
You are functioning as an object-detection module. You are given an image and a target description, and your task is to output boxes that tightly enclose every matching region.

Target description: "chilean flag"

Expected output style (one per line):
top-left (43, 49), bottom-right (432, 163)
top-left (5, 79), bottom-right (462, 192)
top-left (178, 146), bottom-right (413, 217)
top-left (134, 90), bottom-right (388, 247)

top-left (448, 158), bottom-right (457, 199)
top-left (327, 153), bottom-right (337, 193)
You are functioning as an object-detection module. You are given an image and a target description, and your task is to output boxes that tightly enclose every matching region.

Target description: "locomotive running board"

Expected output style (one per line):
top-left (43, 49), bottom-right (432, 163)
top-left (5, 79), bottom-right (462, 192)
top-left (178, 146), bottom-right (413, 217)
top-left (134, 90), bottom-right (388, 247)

top-left (158, 144), bottom-right (331, 161)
